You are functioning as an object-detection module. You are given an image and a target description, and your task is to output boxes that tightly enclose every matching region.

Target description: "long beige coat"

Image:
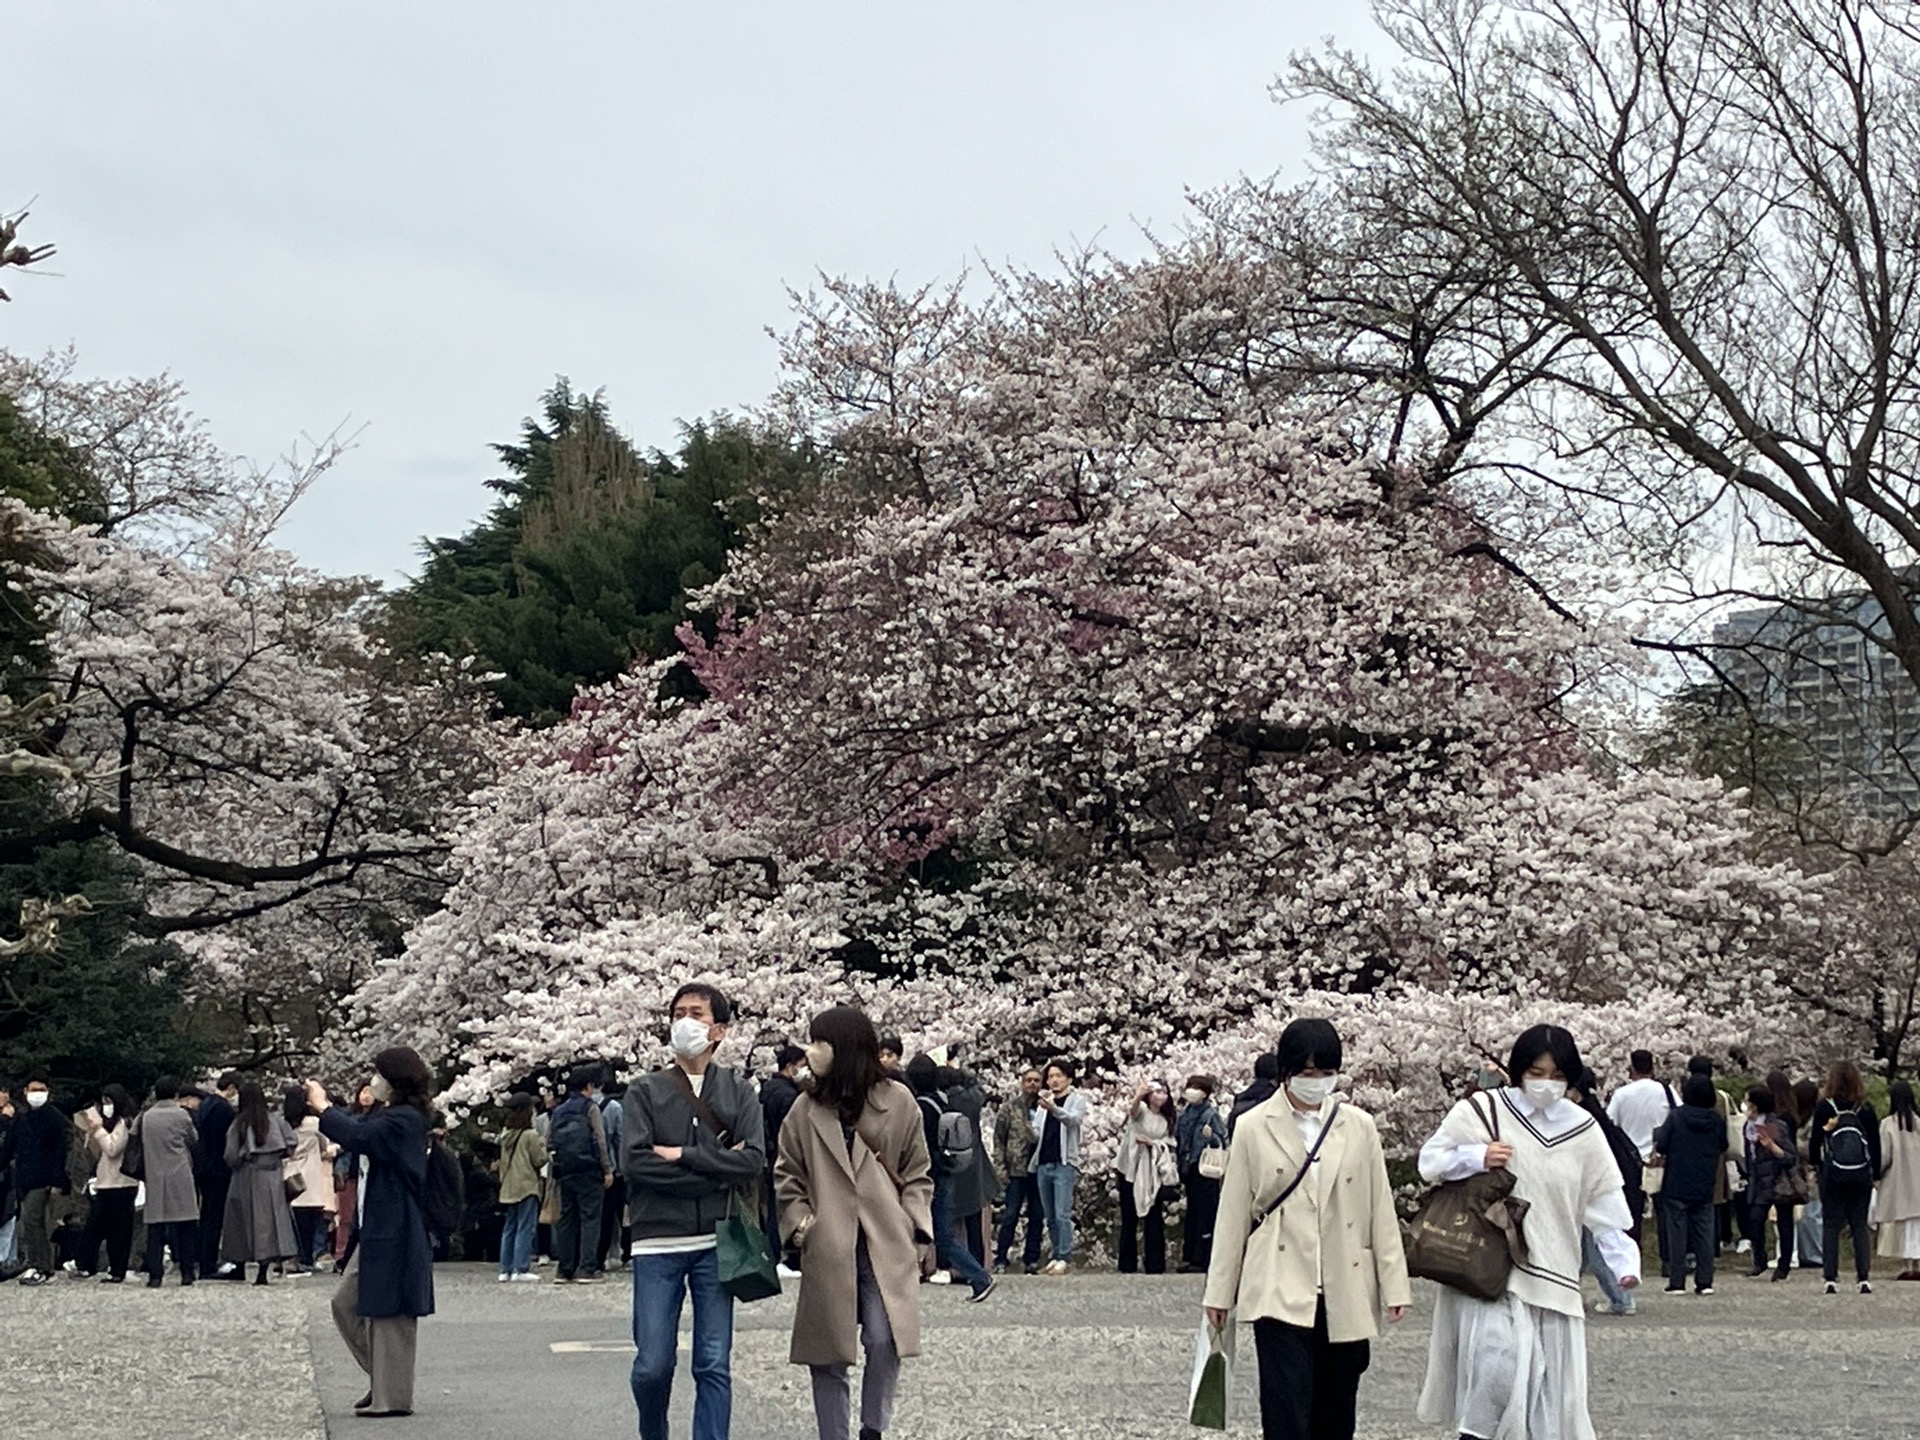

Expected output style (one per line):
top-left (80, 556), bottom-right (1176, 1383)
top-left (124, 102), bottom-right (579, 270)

top-left (1202, 1095), bottom-right (1412, 1344)
top-left (1878, 1116), bottom-right (1920, 1224)
top-left (775, 1079), bottom-right (934, 1367)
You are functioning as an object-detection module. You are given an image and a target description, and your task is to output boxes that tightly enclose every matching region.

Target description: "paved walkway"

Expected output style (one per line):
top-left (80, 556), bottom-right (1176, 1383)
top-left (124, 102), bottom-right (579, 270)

top-left (3, 1262), bottom-right (1917, 1438)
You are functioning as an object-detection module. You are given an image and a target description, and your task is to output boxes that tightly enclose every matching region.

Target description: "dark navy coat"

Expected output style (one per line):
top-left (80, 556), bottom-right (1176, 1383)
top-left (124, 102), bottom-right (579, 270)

top-left (319, 1103), bottom-right (435, 1319)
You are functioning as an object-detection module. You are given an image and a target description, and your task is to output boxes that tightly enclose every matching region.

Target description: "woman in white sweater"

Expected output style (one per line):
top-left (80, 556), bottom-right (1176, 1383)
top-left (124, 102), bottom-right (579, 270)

top-left (1415, 1024), bottom-right (1638, 1440)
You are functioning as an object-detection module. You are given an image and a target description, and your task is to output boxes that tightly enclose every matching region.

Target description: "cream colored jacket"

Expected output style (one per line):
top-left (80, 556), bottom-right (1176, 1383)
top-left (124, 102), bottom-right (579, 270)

top-left (1202, 1094), bottom-right (1412, 1342)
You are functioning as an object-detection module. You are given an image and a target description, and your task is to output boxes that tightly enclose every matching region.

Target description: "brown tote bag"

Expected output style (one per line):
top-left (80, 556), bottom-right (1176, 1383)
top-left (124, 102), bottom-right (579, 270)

top-left (1402, 1093), bottom-right (1530, 1302)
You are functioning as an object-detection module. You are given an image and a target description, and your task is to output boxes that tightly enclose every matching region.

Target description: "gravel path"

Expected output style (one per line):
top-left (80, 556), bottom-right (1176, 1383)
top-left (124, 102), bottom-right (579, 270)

top-left (4, 1261), bottom-right (1918, 1438)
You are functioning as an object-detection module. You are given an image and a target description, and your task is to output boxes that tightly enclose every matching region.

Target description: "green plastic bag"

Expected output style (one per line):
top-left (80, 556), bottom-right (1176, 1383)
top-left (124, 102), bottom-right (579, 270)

top-left (1187, 1311), bottom-right (1234, 1429)
top-left (714, 1191), bottom-right (782, 1303)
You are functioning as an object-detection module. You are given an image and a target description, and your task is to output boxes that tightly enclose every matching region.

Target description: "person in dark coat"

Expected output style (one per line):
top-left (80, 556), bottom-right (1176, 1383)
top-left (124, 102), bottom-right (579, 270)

top-left (222, 1083), bottom-right (299, 1284)
top-left (1227, 1053), bottom-right (1282, 1138)
top-left (0, 1072), bottom-right (70, 1285)
top-left (138, 1077), bottom-right (203, 1287)
top-left (938, 1065), bottom-right (995, 1269)
top-left (1650, 1075), bottom-right (1728, 1295)
top-left (1741, 1084), bottom-right (1799, 1280)
top-left (309, 1048), bottom-right (436, 1419)
top-left (192, 1072), bottom-right (240, 1278)
top-left (1809, 1060), bottom-right (1883, 1294)
top-left (761, 1046), bottom-right (805, 1265)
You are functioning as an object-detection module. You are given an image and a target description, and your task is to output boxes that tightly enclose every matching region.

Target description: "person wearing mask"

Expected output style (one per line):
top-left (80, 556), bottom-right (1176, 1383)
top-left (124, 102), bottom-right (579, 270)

top-left (762, 1045), bottom-right (807, 1274)
top-left (1792, 1077), bottom-right (1825, 1271)
top-left (222, 1082), bottom-right (299, 1285)
top-left (496, 1094), bottom-right (548, 1282)
top-left (904, 1054), bottom-right (994, 1300)
top-left (775, 1006), bottom-right (936, 1440)
top-left (550, 1065), bottom-right (614, 1285)
top-left (991, 1068), bottom-right (1044, 1274)
top-left (138, 1076), bottom-right (202, 1287)
top-left (620, 982), bottom-right (766, 1440)
top-left (1111, 1078), bottom-right (1178, 1276)
top-left (332, 1081), bottom-right (377, 1272)
top-left (0, 1073), bottom-right (69, 1286)
top-left (283, 1086), bottom-right (338, 1273)
top-left (1809, 1060), bottom-right (1882, 1294)
top-left (1740, 1085), bottom-right (1799, 1281)
top-left (73, 1084), bottom-right (138, 1282)
top-left (1177, 1075), bottom-right (1228, 1273)
top-left (1228, 1053), bottom-right (1282, 1138)
top-left (195, 1072), bottom-right (241, 1279)
top-left (1415, 1025), bottom-right (1639, 1440)
top-left (1877, 1080), bottom-right (1920, 1281)
top-left (1203, 1019), bottom-right (1410, 1440)
top-left (1033, 1059), bottom-right (1087, 1274)
top-left (1648, 1074), bottom-right (1728, 1294)
top-left (308, 1048), bottom-right (438, 1419)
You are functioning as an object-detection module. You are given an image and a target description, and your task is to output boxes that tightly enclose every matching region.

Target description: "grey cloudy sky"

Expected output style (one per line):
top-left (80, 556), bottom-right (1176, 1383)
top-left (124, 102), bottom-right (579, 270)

top-left (9, 2), bottom-right (1377, 583)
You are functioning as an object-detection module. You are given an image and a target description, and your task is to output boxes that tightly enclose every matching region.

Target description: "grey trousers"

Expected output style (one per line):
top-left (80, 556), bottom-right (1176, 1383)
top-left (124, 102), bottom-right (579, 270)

top-left (18, 1187), bottom-right (54, 1274)
top-left (809, 1237), bottom-right (901, 1440)
top-left (332, 1251), bottom-right (419, 1413)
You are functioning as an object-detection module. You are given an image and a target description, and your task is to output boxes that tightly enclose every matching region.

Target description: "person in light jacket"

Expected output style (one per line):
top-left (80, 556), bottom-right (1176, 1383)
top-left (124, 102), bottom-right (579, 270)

top-left (283, 1086), bottom-right (338, 1271)
top-left (1032, 1059), bottom-right (1087, 1273)
top-left (1111, 1078), bottom-right (1177, 1275)
top-left (308, 1048), bottom-right (437, 1419)
top-left (1203, 1020), bottom-right (1410, 1440)
top-left (776, 1006), bottom-right (936, 1440)
top-left (74, 1084), bottom-right (139, 1282)
top-left (222, 1082), bottom-right (300, 1285)
top-left (495, 1093), bottom-right (548, 1281)
top-left (1877, 1079), bottom-right (1920, 1280)
top-left (138, 1077), bottom-right (203, 1287)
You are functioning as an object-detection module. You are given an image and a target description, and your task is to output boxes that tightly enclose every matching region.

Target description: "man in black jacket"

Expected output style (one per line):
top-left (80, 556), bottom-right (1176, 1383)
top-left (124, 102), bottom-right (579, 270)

top-left (1227, 1053), bottom-right (1282, 1137)
top-left (191, 1072), bottom-right (240, 1277)
top-left (1651, 1076), bottom-right (1728, 1296)
top-left (759, 1045), bottom-right (804, 1270)
top-left (0, 1073), bottom-right (71, 1285)
top-left (621, 982), bottom-right (765, 1440)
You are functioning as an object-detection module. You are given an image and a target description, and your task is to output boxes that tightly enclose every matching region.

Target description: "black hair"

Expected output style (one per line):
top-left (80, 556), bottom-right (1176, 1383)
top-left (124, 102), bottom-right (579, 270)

top-left (98, 1083), bottom-right (134, 1132)
top-left (808, 1006), bottom-right (889, 1127)
top-left (1892, 1080), bottom-right (1917, 1133)
top-left (282, 1085), bottom-right (308, 1130)
top-left (1682, 1075), bottom-right (1716, 1108)
top-left (235, 1082), bottom-right (273, 1149)
top-left (1687, 1054), bottom-right (1714, 1078)
top-left (1630, 1049), bottom-right (1654, 1075)
top-left (904, 1053), bottom-right (940, 1096)
top-left (877, 1031), bottom-right (904, 1059)
top-left (25, 1070), bottom-right (49, 1088)
top-left (1184, 1074), bottom-right (1217, 1096)
top-left (1252, 1052), bottom-right (1281, 1083)
top-left (1506, 1025), bottom-right (1584, 1093)
top-left (1745, 1084), bottom-right (1774, 1114)
top-left (1765, 1069), bottom-right (1798, 1126)
top-left (567, 1065), bottom-right (600, 1094)
top-left (669, 982), bottom-right (733, 1025)
top-left (1275, 1019), bottom-right (1343, 1079)
top-left (773, 1044), bottom-right (805, 1072)
top-left (372, 1046), bottom-right (434, 1115)
top-left (217, 1071), bottom-right (242, 1091)
top-left (153, 1074), bottom-right (181, 1102)
top-left (1043, 1058), bottom-right (1075, 1085)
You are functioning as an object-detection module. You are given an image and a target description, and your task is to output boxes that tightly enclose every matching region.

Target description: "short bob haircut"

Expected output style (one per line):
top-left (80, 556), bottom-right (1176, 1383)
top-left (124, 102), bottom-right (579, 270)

top-left (1275, 1018), bottom-right (1343, 1079)
top-left (1506, 1025), bottom-right (1585, 1092)
top-left (1043, 1058), bottom-right (1076, 1085)
top-left (1745, 1084), bottom-right (1774, 1114)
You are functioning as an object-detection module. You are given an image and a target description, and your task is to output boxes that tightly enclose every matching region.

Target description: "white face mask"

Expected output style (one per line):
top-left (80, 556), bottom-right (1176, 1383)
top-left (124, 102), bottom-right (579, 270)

top-left (25, 1091), bottom-right (48, 1109)
top-left (670, 1016), bottom-right (713, 1059)
top-left (1287, 1075), bottom-right (1338, 1107)
top-left (100, 1103), bottom-right (115, 1120)
top-left (1524, 1078), bottom-right (1568, 1108)
top-left (368, 1074), bottom-right (394, 1104)
top-left (803, 1040), bottom-right (834, 1077)
top-left (1182, 1087), bottom-right (1206, 1104)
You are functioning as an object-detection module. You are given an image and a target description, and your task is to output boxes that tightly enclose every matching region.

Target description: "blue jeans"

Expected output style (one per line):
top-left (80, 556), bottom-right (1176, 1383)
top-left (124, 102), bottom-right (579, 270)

top-left (1035, 1162), bottom-right (1077, 1262)
top-left (930, 1175), bottom-right (991, 1293)
top-left (1581, 1227), bottom-right (1631, 1310)
top-left (631, 1247), bottom-right (733, 1440)
top-left (500, 1196), bottom-right (537, 1276)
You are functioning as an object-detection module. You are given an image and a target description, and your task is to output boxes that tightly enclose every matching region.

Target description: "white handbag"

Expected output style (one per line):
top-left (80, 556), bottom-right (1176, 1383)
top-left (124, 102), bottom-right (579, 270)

top-left (1197, 1145), bottom-right (1230, 1181)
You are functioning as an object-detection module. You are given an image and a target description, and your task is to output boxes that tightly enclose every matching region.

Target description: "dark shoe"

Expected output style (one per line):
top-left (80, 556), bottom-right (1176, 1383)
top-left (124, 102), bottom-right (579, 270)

top-left (967, 1278), bottom-right (997, 1303)
top-left (1744, 1266), bottom-right (1767, 1279)
top-left (146, 1276), bottom-right (164, 1288)
top-left (1825, 1281), bottom-right (1838, 1294)
top-left (99, 1274), bottom-right (125, 1284)
top-left (1661, 1284), bottom-right (1686, 1294)
top-left (1860, 1280), bottom-right (1874, 1294)
top-left (354, 1393), bottom-right (373, 1410)
top-left (860, 1429), bottom-right (883, 1440)
top-left (355, 1410), bottom-right (412, 1419)
top-left (1771, 1269), bottom-right (1789, 1282)
top-left (1696, 1286), bottom-right (1716, 1296)
top-left (1023, 1262), bottom-right (1038, 1275)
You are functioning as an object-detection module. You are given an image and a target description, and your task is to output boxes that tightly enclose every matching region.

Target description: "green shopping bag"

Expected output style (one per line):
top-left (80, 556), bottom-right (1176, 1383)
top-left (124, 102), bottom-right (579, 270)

top-left (714, 1190), bottom-right (782, 1303)
top-left (1187, 1311), bottom-right (1234, 1429)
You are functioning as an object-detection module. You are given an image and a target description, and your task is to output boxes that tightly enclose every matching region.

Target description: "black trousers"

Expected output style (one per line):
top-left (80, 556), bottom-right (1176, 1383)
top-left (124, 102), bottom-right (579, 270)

top-left (79, 1186), bottom-right (138, 1278)
top-left (1182, 1173), bottom-right (1222, 1269)
top-left (1251, 1301), bottom-right (1370, 1440)
top-left (1750, 1198), bottom-right (1795, 1273)
top-left (994, 1173), bottom-right (1043, 1267)
top-left (1662, 1199), bottom-right (1716, 1291)
top-left (1822, 1187), bottom-right (1872, 1283)
top-left (1117, 1183), bottom-right (1165, 1274)
top-left (198, 1171), bottom-right (230, 1273)
top-left (554, 1172), bottom-right (604, 1278)
top-left (146, 1220), bottom-right (199, 1283)
top-left (597, 1175), bottom-right (627, 1269)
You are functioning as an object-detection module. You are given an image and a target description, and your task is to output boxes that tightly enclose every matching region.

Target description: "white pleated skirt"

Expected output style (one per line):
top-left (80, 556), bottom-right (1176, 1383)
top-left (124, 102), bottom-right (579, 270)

top-left (1416, 1288), bottom-right (1593, 1440)
top-left (1878, 1216), bottom-right (1920, 1261)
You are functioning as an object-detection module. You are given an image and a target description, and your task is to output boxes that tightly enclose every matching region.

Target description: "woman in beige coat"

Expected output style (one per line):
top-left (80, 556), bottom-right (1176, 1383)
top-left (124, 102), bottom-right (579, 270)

top-left (1877, 1080), bottom-right (1920, 1279)
top-left (1203, 1019), bottom-right (1410, 1440)
top-left (776, 1006), bottom-right (935, 1440)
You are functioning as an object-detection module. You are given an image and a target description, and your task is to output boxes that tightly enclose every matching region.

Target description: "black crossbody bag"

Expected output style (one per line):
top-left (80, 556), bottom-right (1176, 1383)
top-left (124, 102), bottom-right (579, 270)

top-left (1250, 1102), bottom-right (1342, 1233)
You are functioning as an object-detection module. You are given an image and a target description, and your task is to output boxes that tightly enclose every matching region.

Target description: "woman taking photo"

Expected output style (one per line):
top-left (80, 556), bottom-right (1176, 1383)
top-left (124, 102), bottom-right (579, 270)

top-left (1416, 1024), bottom-right (1638, 1440)
top-left (222, 1082), bottom-right (300, 1286)
top-left (775, 1005), bottom-right (935, 1440)
top-left (1203, 1019), bottom-right (1411, 1440)
top-left (1741, 1085), bottom-right (1799, 1281)
top-left (74, 1083), bottom-right (139, 1282)
top-left (495, 1093), bottom-right (548, 1282)
top-left (1112, 1077), bottom-right (1178, 1275)
top-left (1877, 1079), bottom-right (1920, 1281)
top-left (307, 1048), bottom-right (437, 1420)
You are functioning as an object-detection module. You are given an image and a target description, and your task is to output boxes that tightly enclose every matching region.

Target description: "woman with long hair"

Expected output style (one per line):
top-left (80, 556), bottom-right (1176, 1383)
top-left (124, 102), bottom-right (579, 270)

top-left (1808, 1060), bottom-right (1882, 1294)
top-left (283, 1085), bottom-right (338, 1274)
top-left (1416, 1024), bottom-right (1638, 1440)
top-left (1877, 1079), bottom-right (1920, 1281)
top-left (1111, 1077), bottom-right (1178, 1274)
top-left (495, 1093), bottom-right (548, 1282)
top-left (74, 1083), bottom-right (139, 1281)
top-left (1740, 1085), bottom-right (1799, 1281)
top-left (775, 1005), bottom-right (935, 1440)
top-left (222, 1082), bottom-right (300, 1285)
top-left (307, 1047), bottom-right (437, 1419)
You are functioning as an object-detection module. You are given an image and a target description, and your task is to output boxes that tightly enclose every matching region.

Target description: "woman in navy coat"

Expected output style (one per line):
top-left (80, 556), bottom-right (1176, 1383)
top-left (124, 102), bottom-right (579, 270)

top-left (306, 1047), bottom-right (435, 1418)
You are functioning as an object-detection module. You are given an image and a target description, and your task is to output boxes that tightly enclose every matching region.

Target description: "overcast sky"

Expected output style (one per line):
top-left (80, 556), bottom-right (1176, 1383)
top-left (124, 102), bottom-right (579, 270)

top-left (9, 2), bottom-right (1378, 583)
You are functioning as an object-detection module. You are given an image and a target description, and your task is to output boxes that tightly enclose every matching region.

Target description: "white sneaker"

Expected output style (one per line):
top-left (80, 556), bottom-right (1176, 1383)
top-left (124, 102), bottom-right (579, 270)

top-left (497, 1273), bottom-right (513, 1283)
top-left (1043, 1259), bottom-right (1069, 1275)
top-left (926, 1270), bottom-right (953, 1285)
top-left (510, 1272), bottom-right (542, 1283)
top-left (1735, 1240), bottom-right (1752, 1255)
top-left (776, 1264), bottom-right (802, 1280)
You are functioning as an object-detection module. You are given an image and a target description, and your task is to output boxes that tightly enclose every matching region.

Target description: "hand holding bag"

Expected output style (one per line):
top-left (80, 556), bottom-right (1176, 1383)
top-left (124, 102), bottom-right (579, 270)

top-left (1187, 1309), bottom-right (1235, 1429)
top-left (714, 1188), bottom-right (781, 1303)
top-left (1402, 1094), bottom-right (1529, 1303)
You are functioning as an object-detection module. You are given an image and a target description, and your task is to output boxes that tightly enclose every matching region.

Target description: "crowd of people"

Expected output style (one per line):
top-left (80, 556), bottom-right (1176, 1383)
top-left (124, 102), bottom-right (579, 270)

top-left (4, 992), bottom-right (1918, 1440)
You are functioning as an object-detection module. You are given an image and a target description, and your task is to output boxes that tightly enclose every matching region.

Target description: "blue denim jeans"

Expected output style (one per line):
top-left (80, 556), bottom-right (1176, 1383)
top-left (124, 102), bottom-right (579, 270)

top-left (1581, 1227), bottom-right (1631, 1310)
top-left (500, 1195), bottom-right (538, 1276)
top-left (1035, 1162), bottom-right (1077, 1262)
top-left (631, 1246), bottom-right (733, 1440)
top-left (930, 1175), bottom-right (991, 1293)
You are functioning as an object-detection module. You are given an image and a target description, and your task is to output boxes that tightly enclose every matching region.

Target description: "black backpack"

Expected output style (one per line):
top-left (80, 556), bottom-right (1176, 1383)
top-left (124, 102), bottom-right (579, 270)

top-left (120, 1119), bottom-right (146, 1181)
top-left (549, 1101), bottom-right (599, 1177)
top-left (1823, 1104), bottom-right (1873, 1185)
top-left (406, 1138), bottom-right (462, 1241)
